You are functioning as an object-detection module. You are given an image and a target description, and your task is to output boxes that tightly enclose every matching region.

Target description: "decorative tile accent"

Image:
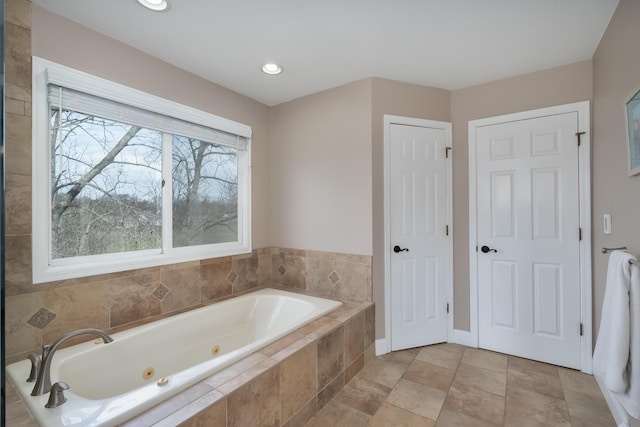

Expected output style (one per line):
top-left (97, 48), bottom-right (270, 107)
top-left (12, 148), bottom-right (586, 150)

top-left (278, 265), bottom-right (287, 276)
top-left (329, 271), bottom-right (340, 285)
top-left (110, 273), bottom-right (162, 328)
top-left (226, 271), bottom-right (238, 284)
top-left (279, 250), bottom-right (285, 260)
top-left (252, 251), bottom-right (258, 261)
top-left (27, 307), bottom-right (56, 330)
top-left (160, 267), bottom-right (201, 313)
top-left (152, 283), bottom-right (170, 301)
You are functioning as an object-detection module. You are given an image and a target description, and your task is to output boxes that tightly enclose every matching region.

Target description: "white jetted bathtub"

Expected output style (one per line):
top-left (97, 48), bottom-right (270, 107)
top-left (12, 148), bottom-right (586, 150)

top-left (7, 288), bottom-right (342, 427)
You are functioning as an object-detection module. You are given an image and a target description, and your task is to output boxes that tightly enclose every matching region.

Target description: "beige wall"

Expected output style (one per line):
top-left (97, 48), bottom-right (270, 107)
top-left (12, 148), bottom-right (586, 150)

top-left (3, 4), bottom-right (278, 362)
top-left (5, 2), bottom-right (377, 362)
top-left (269, 79), bottom-right (373, 255)
top-left (449, 60), bottom-right (593, 330)
top-left (370, 78), bottom-right (451, 338)
top-left (32, 6), bottom-right (272, 248)
top-left (6, 0), bottom-right (636, 359)
top-left (592, 0), bottom-right (640, 340)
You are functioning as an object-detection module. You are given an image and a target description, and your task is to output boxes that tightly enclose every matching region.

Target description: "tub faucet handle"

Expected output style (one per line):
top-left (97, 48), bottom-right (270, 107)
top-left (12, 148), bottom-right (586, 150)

top-left (45, 381), bottom-right (69, 408)
top-left (27, 353), bottom-right (41, 382)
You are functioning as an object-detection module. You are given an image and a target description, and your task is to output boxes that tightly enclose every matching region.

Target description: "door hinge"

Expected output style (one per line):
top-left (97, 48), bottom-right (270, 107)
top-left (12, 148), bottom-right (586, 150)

top-left (579, 228), bottom-right (582, 241)
top-left (580, 323), bottom-right (584, 336)
top-left (445, 147), bottom-right (452, 158)
top-left (445, 225), bottom-right (449, 236)
top-left (446, 303), bottom-right (450, 314)
top-left (576, 131), bottom-right (586, 146)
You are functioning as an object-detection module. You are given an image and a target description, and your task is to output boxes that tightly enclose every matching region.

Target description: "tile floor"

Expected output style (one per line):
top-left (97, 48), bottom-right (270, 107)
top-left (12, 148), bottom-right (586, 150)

top-left (306, 343), bottom-right (616, 427)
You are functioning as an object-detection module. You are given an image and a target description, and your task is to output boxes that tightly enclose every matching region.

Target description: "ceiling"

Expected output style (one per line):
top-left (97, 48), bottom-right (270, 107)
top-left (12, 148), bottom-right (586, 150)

top-left (33, 0), bottom-right (619, 106)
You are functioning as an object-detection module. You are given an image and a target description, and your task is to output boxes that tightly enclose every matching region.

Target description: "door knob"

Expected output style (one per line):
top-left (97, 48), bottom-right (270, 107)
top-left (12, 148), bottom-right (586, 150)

top-left (393, 245), bottom-right (409, 253)
top-left (480, 245), bottom-right (497, 253)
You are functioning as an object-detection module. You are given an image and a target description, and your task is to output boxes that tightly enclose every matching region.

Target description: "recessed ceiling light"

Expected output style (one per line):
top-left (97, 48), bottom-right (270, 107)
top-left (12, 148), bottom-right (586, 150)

top-left (137, 0), bottom-right (169, 12)
top-left (262, 63), bottom-right (283, 75)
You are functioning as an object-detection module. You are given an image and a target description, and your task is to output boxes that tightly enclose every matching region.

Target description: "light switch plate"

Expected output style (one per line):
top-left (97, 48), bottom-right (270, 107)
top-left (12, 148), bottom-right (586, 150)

top-left (603, 214), bottom-right (612, 235)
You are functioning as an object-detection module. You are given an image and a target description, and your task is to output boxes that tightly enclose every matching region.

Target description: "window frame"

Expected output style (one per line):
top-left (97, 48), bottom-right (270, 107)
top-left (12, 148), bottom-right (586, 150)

top-left (32, 57), bottom-right (252, 283)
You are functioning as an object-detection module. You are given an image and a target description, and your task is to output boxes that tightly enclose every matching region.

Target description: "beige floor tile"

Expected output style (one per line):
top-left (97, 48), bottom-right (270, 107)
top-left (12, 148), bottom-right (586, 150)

top-left (416, 345), bottom-right (463, 370)
top-left (403, 359), bottom-right (456, 392)
top-left (356, 357), bottom-right (407, 388)
top-left (461, 348), bottom-right (508, 374)
top-left (306, 344), bottom-right (617, 427)
top-left (558, 368), bottom-right (603, 398)
top-left (380, 347), bottom-right (420, 364)
top-left (444, 382), bottom-right (505, 425)
top-left (453, 362), bottom-right (507, 397)
top-left (306, 400), bottom-right (370, 427)
top-left (369, 402), bottom-right (435, 427)
top-left (505, 384), bottom-right (571, 427)
top-left (570, 415), bottom-right (618, 427)
top-left (334, 376), bottom-right (391, 416)
top-left (433, 343), bottom-right (467, 355)
top-left (563, 389), bottom-right (616, 427)
top-left (507, 356), bottom-right (558, 376)
top-left (508, 355), bottom-right (559, 378)
top-left (507, 363), bottom-right (564, 399)
top-left (386, 378), bottom-right (446, 420)
top-left (435, 408), bottom-right (500, 427)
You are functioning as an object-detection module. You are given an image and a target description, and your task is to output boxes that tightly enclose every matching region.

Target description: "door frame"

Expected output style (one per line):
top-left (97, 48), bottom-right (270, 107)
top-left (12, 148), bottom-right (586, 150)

top-left (382, 114), bottom-right (453, 354)
top-left (468, 101), bottom-right (593, 373)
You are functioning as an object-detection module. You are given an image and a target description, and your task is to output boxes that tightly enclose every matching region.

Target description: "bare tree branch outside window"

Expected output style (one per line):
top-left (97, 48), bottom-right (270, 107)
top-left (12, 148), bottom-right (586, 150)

top-left (50, 109), bottom-right (239, 259)
top-left (172, 136), bottom-right (238, 247)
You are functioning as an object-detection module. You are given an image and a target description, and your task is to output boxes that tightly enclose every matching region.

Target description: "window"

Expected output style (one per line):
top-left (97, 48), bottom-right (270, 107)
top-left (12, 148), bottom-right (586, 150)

top-left (33, 58), bottom-right (252, 283)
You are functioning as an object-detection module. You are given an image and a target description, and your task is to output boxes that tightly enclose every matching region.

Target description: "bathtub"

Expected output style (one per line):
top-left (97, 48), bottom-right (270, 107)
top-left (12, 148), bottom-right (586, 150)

top-left (7, 288), bottom-right (342, 427)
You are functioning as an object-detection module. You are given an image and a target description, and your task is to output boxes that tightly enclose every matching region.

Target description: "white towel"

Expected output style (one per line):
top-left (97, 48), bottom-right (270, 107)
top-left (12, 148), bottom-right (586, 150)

top-left (618, 262), bottom-right (640, 419)
top-left (593, 250), bottom-right (636, 393)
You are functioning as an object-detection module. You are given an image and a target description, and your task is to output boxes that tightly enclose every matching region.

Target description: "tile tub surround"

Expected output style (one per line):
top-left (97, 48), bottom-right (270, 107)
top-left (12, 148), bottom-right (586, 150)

top-left (6, 247), bottom-right (372, 364)
top-left (5, 248), bottom-right (272, 363)
top-left (6, 293), bottom-right (375, 427)
top-left (272, 248), bottom-right (372, 303)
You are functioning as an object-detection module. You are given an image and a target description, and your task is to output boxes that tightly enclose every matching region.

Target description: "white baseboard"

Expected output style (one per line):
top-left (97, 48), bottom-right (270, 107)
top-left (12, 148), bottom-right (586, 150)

top-left (594, 373), bottom-right (640, 427)
top-left (375, 338), bottom-right (389, 356)
top-left (448, 329), bottom-right (476, 348)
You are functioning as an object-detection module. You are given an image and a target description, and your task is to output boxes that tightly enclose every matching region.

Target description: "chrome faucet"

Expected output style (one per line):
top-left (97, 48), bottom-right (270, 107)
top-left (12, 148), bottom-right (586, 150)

top-left (31, 328), bottom-right (113, 396)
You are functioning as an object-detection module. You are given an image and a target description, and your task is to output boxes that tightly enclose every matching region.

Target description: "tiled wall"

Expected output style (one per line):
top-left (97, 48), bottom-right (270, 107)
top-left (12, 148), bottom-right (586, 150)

top-left (6, 246), bottom-right (372, 363)
top-left (5, 249), bottom-right (272, 362)
top-left (272, 248), bottom-right (372, 302)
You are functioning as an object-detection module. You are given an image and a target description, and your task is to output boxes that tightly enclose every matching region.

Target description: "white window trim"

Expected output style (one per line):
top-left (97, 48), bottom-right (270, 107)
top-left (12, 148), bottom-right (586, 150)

top-left (32, 57), bottom-right (252, 283)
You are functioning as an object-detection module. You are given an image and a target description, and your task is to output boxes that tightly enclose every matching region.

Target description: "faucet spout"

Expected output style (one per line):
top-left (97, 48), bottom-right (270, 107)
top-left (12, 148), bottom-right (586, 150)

top-left (31, 328), bottom-right (113, 396)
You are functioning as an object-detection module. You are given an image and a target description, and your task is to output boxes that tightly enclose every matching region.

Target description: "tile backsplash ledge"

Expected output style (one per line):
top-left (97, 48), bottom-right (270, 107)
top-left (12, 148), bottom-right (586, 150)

top-left (5, 247), bottom-right (373, 362)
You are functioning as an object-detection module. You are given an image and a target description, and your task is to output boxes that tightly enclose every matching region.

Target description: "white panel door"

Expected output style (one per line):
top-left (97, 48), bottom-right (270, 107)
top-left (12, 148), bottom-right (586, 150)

top-left (390, 123), bottom-right (450, 351)
top-left (475, 112), bottom-right (582, 369)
